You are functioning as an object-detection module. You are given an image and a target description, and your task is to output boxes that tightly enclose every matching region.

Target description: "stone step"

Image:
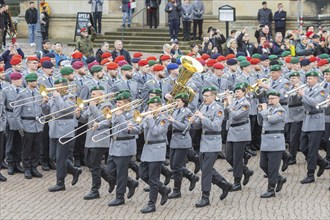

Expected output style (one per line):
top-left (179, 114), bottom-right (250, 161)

top-left (110, 28), bottom-right (172, 33)
top-left (104, 31), bottom-right (184, 37)
top-left (96, 35), bottom-right (187, 42)
top-left (93, 39), bottom-right (197, 46)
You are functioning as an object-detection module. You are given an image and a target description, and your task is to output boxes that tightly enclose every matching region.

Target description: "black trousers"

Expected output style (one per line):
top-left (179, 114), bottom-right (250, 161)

top-left (249, 115), bottom-right (261, 149)
top-left (170, 148), bottom-right (189, 187)
top-left (148, 8), bottom-right (158, 28)
top-left (139, 161), bottom-right (163, 204)
top-left (325, 123), bottom-right (330, 160)
top-left (93, 12), bottom-right (102, 33)
top-left (182, 21), bottom-right (191, 39)
top-left (73, 122), bottom-right (87, 164)
top-left (0, 131), bottom-right (4, 164)
top-left (2, 28), bottom-right (7, 47)
top-left (275, 27), bottom-right (285, 39)
top-left (40, 123), bottom-right (50, 165)
top-left (136, 134), bottom-right (144, 161)
top-left (226, 141), bottom-right (249, 179)
top-left (190, 128), bottom-right (201, 153)
top-left (22, 132), bottom-right (42, 169)
top-left (200, 152), bottom-right (228, 192)
top-left (300, 131), bottom-right (324, 175)
top-left (86, 148), bottom-right (108, 191)
top-left (5, 130), bottom-right (22, 165)
top-left (260, 151), bottom-right (283, 185)
top-left (107, 155), bottom-right (131, 195)
top-left (289, 121), bottom-right (302, 158)
top-left (169, 19), bottom-right (179, 40)
top-left (193, 19), bottom-right (203, 38)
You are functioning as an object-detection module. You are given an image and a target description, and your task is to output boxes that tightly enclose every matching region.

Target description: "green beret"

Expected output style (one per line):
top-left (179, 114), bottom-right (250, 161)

top-left (278, 60), bottom-right (284, 66)
top-left (121, 64), bottom-right (133, 71)
top-left (267, 91), bottom-right (280, 98)
top-left (289, 72), bottom-right (300, 78)
top-left (319, 54), bottom-right (330, 59)
top-left (90, 65), bottom-right (103, 73)
top-left (60, 66), bottom-right (74, 75)
top-left (25, 73), bottom-right (38, 82)
top-left (174, 92), bottom-right (189, 100)
top-left (281, 51), bottom-right (291, 57)
top-left (149, 88), bottom-right (162, 95)
top-left (241, 82), bottom-right (249, 88)
top-left (237, 56), bottom-right (247, 62)
top-left (323, 68), bottom-right (330, 73)
top-left (119, 89), bottom-right (130, 94)
top-left (305, 71), bottom-right (319, 77)
top-left (90, 85), bottom-right (105, 92)
top-left (240, 60), bottom-right (251, 68)
top-left (147, 96), bottom-right (161, 104)
top-left (148, 60), bottom-right (157, 67)
top-left (270, 64), bottom-right (281, 71)
top-left (202, 86), bottom-right (217, 94)
top-left (115, 91), bottom-right (131, 100)
top-left (54, 78), bottom-right (68, 85)
top-left (269, 55), bottom-right (278, 60)
top-left (252, 53), bottom-right (262, 59)
top-left (290, 57), bottom-right (299, 64)
top-left (233, 83), bottom-right (246, 92)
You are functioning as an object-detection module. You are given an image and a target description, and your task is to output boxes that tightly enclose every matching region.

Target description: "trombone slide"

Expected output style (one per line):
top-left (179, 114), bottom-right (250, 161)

top-left (284, 84), bottom-right (307, 97)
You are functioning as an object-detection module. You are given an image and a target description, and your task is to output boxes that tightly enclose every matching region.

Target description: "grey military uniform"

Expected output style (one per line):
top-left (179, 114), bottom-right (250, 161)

top-left (0, 89), bottom-right (6, 132)
top-left (2, 85), bottom-right (20, 130)
top-left (204, 75), bottom-right (229, 94)
top-left (38, 75), bottom-right (56, 88)
top-left (80, 78), bottom-right (108, 100)
top-left (140, 78), bottom-right (167, 102)
top-left (235, 74), bottom-right (259, 115)
top-left (110, 79), bottom-right (139, 100)
top-left (132, 71), bottom-right (154, 92)
top-left (170, 107), bottom-right (192, 149)
top-left (287, 85), bottom-right (304, 123)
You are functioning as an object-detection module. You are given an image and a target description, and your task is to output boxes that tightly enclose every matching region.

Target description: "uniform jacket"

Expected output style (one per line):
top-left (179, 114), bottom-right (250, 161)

top-left (269, 77), bottom-right (291, 122)
top-left (235, 74), bottom-right (259, 115)
top-left (323, 82), bottom-right (330, 122)
top-left (274, 10), bottom-right (286, 28)
top-left (110, 78), bottom-right (139, 100)
top-left (2, 84), bottom-right (20, 130)
top-left (170, 107), bottom-right (192, 149)
top-left (287, 84), bottom-right (304, 122)
top-left (257, 8), bottom-right (272, 25)
top-left (257, 104), bottom-right (286, 151)
top-left (0, 89), bottom-right (6, 132)
top-left (165, 2), bottom-right (182, 21)
top-left (132, 71), bottom-right (154, 96)
top-left (76, 27), bottom-right (96, 58)
top-left (80, 78), bottom-right (107, 100)
top-left (181, 3), bottom-right (193, 21)
top-left (191, 0), bottom-right (204, 20)
top-left (88, 0), bottom-right (104, 13)
top-left (204, 75), bottom-right (229, 94)
top-left (38, 74), bottom-right (55, 88)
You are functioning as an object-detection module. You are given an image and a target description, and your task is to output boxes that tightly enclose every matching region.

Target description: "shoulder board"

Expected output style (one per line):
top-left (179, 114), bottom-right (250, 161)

top-left (147, 79), bottom-right (156, 84)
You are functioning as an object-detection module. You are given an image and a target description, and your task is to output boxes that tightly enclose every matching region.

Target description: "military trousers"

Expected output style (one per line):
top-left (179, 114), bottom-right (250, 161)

top-left (73, 122), bottom-right (87, 164)
top-left (169, 148), bottom-right (189, 186)
top-left (226, 141), bottom-right (249, 179)
top-left (5, 130), bottom-right (22, 164)
top-left (0, 131), bottom-right (4, 164)
top-left (107, 155), bottom-right (132, 195)
top-left (40, 123), bottom-right (50, 165)
top-left (86, 148), bottom-right (108, 191)
top-left (139, 161), bottom-right (162, 204)
top-left (324, 123), bottom-right (330, 160)
top-left (22, 132), bottom-right (42, 169)
top-left (249, 115), bottom-right (262, 149)
top-left (260, 151), bottom-right (283, 185)
top-left (289, 121), bottom-right (302, 159)
top-left (200, 152), bottom-right (229, 192)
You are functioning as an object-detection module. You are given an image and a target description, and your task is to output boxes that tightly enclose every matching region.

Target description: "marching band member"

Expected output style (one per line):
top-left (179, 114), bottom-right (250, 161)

top-left (0, 77), bottom-right (6, 181)
top-left (191, 86), bottom-right (232, 208)
top-left (257, 91), bottom-right (287, 198)
top-left (47, 78), bottom-right (82, 192)
top-left (128, 96), bottom-right (171, 213)
top-left (322, 68), bottom-right (330, 166)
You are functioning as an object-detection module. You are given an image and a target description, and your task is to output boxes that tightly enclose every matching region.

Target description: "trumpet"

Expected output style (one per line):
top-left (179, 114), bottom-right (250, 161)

top-left (181, 102), bottom-right (204, 136)
top-left (92, 102), bottom-right (176, 143)
top-left (216, 91), bottom-right (233, 100)
top-left (75, 92), bottom-right (119, 109)
top-left (284, 84), bottom-right (307, 97)
top-left (316, 98), bottom-right (330, 109)
top-left (247, 78), bottom-right (270, 95)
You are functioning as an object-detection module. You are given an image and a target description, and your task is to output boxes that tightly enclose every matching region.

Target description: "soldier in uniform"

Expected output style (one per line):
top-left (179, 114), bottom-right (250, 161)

top-left (128, 96), bottom-right (171, 213)
top-left (191, 86), bottom-right (232, 208)
top-left (47, 78), bottom-right (82, 192)
top-left (159, 54), bottom-right (172, 77)
top-left (3, 72), bottom-right (24, 175)
top-left (105, 62), bottom-right (119, 90)
top-left (224, 83), bottom-right (254, 191)
top-left (297, 71), bottom-right (328, 184)
top-left (167, 92), bottom-right (199, 199)
top-left (80, 65), bottom-right (108, 100)
top-left (132, 59), bottom-right (153, 90)
top-left (72, 61), bottom-right (89, 99)
top-left (257, 91), bottom-right (287, 198)
top-left (21, 56), bottom-right (39, 78)
top-left (204, 63), bottom-right (229, 95)
top-left (223, 58), bottom-right (239, 90)
top-left (0, 77), bottom-right (6, 181)
top-left (5, 57), bottom-right (23, 82)
top-left (13, 73), bottom-right (45, 179)
top-left (322, 68), bottom-right (330, 165)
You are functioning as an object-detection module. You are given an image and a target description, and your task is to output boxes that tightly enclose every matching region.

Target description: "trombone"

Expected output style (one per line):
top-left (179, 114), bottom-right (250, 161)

top-left (75, 92), bottom-right (119, 109)
top-left (284, 84), bottom-right (307, 97)
top-left (92, 102), bottom-right (177, 143)
top-left (216, 91), bottom-right (234, 100)
top-left (316, 97), bottom-right (330, 109)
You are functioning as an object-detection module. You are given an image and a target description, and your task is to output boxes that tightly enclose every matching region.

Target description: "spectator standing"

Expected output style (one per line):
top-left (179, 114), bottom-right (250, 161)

top-left (257, 1), bottom-right (272, 35)
top-left (165, 0), bottom-right (182, 42)
top-left (25, 1), bottom-right (38, 47)
top-left (0, 5), bottom-right (5, 51)
top-left (146, 0), bottom-right (161, 29)
top-left (181, 0), bottom-right (192, 41)
top-left (40, 6), bottom-right (49, 41)
top-left (2, 4), bottom-right (14, 48)
top-left (274, 3), bottom-right (286, 39)
top-left (111, 40), bottom-right (131, 64)
top-left (76, 23), bottom-right (96, 58)
top-left (192, 0), bottom-right (204, 40)
top-left (88, 0), bottom-right (103, 35)
top-left (39, 0), bottom-right (50, 16)
top-left (237, 27), bottom-right (256, 57)
top-left (207, 26), bottom-right (226, 54)
top-left (122, 0), bottom-right (132, 28)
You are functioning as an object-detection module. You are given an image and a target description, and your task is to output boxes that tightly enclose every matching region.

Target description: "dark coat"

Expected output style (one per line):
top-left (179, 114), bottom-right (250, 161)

top-left (274, 10), bottom-right (286, 28)
top-left (111, 48), bottom-right (131, 65)
top-left (25, 8), bottom-right (38, 24)
top-left (236, 32), bottom-right (257, 56)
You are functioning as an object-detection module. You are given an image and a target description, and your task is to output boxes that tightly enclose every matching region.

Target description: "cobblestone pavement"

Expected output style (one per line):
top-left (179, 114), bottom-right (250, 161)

top-left (0, 151), bottom-right (329, 220)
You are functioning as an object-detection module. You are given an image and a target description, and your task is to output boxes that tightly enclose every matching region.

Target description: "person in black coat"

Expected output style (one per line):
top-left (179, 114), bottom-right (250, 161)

top-left (24, 1), bottom-right (38, 46)
top-left (207, 26), bottom-right (226, 55)
top-left (111, 40), bottom-right (131, 65)
top-left (146, 0), bottom-right (161, 29)
top-left (274, 3), bottom-right (286, 39)
top-left (236, 27), bottom-right (257, 57)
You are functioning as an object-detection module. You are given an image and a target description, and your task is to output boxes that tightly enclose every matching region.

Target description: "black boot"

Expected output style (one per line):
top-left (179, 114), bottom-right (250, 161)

top-left (243, 168), bottom-right (254, 186)
top-left (1, 161), bottom-right (8, 169)
top-left (108, 194), bottom-right (125, 206)
top-left (217, 151), bottom-right (226, 159)
top-left (127, 178), bottom-right (139, 199)
top-left (143, 186), bottom-right (150, 192)
top-left (231, 177), bottom-right (242, 191)
top-left (31, 167), bottom-right (43, 178)
top-left (14, 163), bottom-right (25, 173)
top-left (129, 161), bottom-right (140, 180)
top-left (140, 201), bottom-right (156, 213)
top-left (276, 176), bottom-right (287, 193)
top-left (220, 181), bottom-right (232, 200)
top-left (260, 184), bottom-right (275, 198)
top-left (159, 184), bottom-right (171, 205)
top-left (169, 181), bottom-right (182, 199)
top-left (83, 190), bottom-right (100, 200)
top-left (185, 172), bottom-right (199, 191)
top-left (288, 157), bottom-right (296, 165)
top-left (24, 168), bottom-right (32, 179)
top-left (244, 152), bottom-right (252, 165)
top-left (7, 163), bottom-right (14, 175)
top-left (161, 166), bottom-right (173, 186)
top-left (317, 160), bottom-right (328, 177)
top-left (195, 192), bottom-right (210, 208)
top-left (300, 173), bottom-right (315, 184)
top-left (41, 163), bottom-right (50, 171)
top-left (0, 172), bottom-right (7, 182)
top-left (71, 167), bottom-right (82, 186)
top-left (191, 155), bottom-right (200, 174)
top-left (281, 151), bottom-right (290, 172)
top-left (48, 179), bottom-right (65, 192)
top-left (101, 167), bottom-right (115, 193)
top-left (49, 160), bottom-right (56, 170)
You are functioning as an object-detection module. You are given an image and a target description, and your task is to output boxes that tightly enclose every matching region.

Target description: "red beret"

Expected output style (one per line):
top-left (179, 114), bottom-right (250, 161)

top-left (152, 64), bottom-right (164, 71)
top-left (306, 31), bottom-right (314, 38)
top-left (101, 52), bottom-right (112, 59)
top-left (12, 54), bottom-right (22, 60)
top-left (118, 60), bottom-right (128, 67)
top-left (187, 52), bottom-right (194, 57)
top-left (250, 58), bottom-right (260, 65)
top-left (226, 54), bottom-right (236, 60)
top-left (138, 59), bottom-right (148, 67)
top-left (216, 56), bottom-right (226, 62)
top-left (201, 54), bottom-right (210, 61)
top-left (284, 57), bottom-right (291, 63)
top-left (160, 54), bottom-right (171, 61)
top-left (246, 56), bottom-right (252, 61)
top-left (196, 58), bottom-right (205, 66)
top-left (213, 63), bottom-right (224, 70)
top-left (206, 59), bottom-right (217, 67)
top-left (106, 62), bottom-right (119, 70)
top-left (27, 56), bottom-right (39, 62)
top-left (10, 57), bottom-right (22, 65)
top-left (10, 72), bottom-right (22, 80)
top-left (309, 56), bottom-right (317, 62)
top-left (146, 56), bottom-right (157, 61)
top-left (318, 59), bottom-right (329, 67)
top-left (72, 51), bottom-right (83, 59)
top-left (40, 57), bottom-right (51, 64)
top-left (114, 55), bottom-right (125, 63)
top-left (100, 59), bottom-right (110, 66)
top-left (72, 61), bottom-right (85, 70)
top-left (80, 27), bottom-right (87, 33)
top-left (87, 60), bottom-right (99, 70)
top-left (133, 52), bottom-right (143, 59)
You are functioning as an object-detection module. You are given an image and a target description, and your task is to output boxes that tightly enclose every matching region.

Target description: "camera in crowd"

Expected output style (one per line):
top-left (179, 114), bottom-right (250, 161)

top-left (207, 26), bottom-right (219, 35)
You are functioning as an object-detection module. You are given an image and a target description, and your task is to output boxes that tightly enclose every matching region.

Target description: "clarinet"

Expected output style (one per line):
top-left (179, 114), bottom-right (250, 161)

top-left (181, 102), bottom-right (204, 136)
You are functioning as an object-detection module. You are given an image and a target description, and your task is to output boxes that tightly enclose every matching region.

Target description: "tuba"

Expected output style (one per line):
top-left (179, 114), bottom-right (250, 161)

top-left (170, 56), bottom-right (203, 103)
